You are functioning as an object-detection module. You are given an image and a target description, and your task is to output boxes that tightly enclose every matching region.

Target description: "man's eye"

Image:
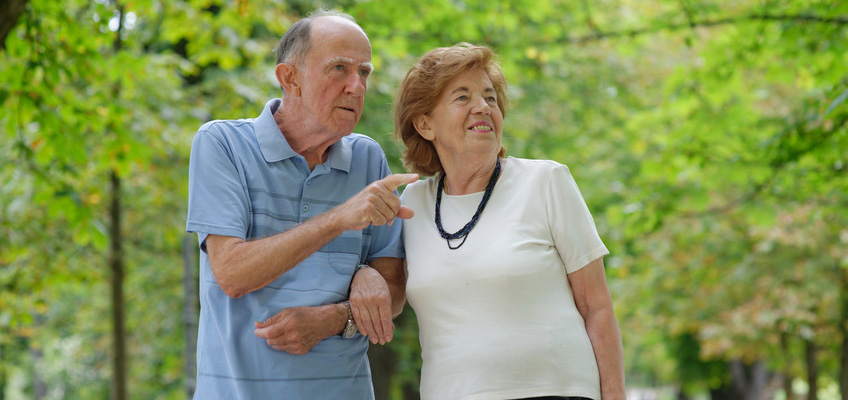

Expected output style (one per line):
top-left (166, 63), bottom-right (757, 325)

top-left (359, 69), bottom-right (370, 77)
top-left (334, 65), bottom-right (345, 71)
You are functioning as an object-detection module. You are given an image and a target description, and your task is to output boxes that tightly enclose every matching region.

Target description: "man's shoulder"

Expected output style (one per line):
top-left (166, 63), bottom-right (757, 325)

top-left (196, 118), bottom-right (256, 138)
top-left (343, 132), bottom-right (381, 147)
top-left (341, 133), bottom-right (389, 161)
top-left (191, 118), bottom-right (259, 154)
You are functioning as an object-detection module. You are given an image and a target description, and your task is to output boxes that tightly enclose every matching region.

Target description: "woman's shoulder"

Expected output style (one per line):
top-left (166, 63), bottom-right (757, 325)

top-left (506, 156), bottom-right (571, 176)
top-left (400, 175), bottom-right (438, 201)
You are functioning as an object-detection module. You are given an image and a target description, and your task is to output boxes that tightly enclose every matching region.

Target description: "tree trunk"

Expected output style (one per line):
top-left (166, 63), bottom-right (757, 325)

top-left (731, 359), bottom-right (750, 400)
top-left (840, 266), bottom-right (848, 400)
top-left (730, 359), bottom-right (769, 400)
top-left (749, 360), bottom-right (767, 400)
top-left (710, 380), bottom-right (742, 400)
top-left (781, 332), bottom-right (794, 400)
top-left (30, 345), bottom-right (45, 399)
top-left (181, 235), bottom-right (198, 399)
top-left (108, 4), bottom-right (127, 398)
top-left (805, 338), bottom-right (817, 400)
top-left (0, 343), bottom-right (5, 400)
top-left (109, 171), bottom-right (127, 400)
top-left (0, 0), bottom-right (28, 50)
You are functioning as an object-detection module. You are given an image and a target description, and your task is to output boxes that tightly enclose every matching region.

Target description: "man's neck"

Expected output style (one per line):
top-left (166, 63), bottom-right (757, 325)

top-left (273, 103), bottom-right (335, 171)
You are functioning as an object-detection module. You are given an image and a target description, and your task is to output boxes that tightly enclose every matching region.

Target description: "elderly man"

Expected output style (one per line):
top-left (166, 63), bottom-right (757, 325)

top-left (186, 9), bottom-right (415, 399)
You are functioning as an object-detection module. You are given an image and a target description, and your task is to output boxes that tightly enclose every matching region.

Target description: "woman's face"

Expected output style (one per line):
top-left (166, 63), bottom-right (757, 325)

top-left (416, 68), bottom-right (503, 161)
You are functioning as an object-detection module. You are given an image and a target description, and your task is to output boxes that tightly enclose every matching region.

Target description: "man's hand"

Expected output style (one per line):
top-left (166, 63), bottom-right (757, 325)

top-left (254, 305), bottom-right (342, 355)
top-left (334, 174), bottom-right (418, 231)
top-left (349, 266), bottom-right (393, 345)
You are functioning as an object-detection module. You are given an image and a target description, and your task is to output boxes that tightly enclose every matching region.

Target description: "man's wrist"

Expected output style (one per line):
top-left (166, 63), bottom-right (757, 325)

top-left (339, 301), bottom-right (358, 338)
top-left (331, 302), bottom-right (348, 336)
top-left (313, 208), bottom-right (348, 238)
top-left (353, 264), bottom-right (371, 276)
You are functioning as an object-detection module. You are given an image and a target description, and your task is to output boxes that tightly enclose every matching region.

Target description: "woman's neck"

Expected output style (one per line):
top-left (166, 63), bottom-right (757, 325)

top-left (442, 155), bottom-right (502, 195)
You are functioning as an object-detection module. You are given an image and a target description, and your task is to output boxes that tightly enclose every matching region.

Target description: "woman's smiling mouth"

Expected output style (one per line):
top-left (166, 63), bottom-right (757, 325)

top-left (467, 121), bottom-right (493, 132)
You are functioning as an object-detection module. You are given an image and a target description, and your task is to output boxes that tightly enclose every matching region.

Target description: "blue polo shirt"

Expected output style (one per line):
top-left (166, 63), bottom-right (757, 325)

top-left (186, 99), bottom-right (404, 399)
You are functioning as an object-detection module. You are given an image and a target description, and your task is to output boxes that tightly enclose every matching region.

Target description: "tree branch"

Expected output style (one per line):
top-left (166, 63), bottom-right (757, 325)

top-left (561, 13), bottom-right (848, 44)
top-left (680, 111), bottom-right (848, 218)
top-left (678, 0), bottom-right (697, 30)
top-left (0, 0), bottom-right (28, 50)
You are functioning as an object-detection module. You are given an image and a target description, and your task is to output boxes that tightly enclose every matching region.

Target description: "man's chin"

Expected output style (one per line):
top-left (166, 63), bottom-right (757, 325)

top-left (334, 120), bottom-right (360, 135)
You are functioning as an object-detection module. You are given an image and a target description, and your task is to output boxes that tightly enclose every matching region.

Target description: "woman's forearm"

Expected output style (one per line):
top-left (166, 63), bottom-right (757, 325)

top-left (585, 307), bottom-right (625, 400)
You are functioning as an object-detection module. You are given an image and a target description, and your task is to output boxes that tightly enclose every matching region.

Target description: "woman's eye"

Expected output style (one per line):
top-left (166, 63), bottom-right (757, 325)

top-left (456, 95), bottom-right (468, 101)
top-left (487, 96), bottom-right (497, 102)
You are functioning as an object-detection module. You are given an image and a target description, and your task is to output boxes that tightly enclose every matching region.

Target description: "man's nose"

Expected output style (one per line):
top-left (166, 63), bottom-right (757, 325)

top-left (345, 72), bottom-right (366, 96)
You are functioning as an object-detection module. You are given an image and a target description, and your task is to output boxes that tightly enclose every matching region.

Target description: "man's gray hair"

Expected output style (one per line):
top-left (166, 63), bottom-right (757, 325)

top-left (275, 9), bottom-right (358, 66)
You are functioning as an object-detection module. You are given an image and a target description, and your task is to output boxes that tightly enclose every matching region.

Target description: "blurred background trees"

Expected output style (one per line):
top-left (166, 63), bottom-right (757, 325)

top-left (0, 0), bottom-right (845, 399)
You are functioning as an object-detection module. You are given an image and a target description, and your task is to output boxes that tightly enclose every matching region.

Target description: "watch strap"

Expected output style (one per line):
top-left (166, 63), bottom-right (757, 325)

top-left (341, 301), bottom-right (357, 338)
top-left (354, 264), bottom-right (370, 275)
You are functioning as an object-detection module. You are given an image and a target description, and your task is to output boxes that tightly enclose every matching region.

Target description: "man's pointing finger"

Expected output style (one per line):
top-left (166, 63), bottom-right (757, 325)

top-left (378, 173), bottom-right (419, 191)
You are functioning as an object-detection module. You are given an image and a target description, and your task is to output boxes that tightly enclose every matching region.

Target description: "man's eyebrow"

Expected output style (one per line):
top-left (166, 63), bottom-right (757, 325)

top-left (327, 57), bottom-right (374, 72)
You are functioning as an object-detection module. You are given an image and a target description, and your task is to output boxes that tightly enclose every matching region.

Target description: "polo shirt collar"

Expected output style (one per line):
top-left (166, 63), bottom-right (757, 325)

top-left (256, 99), bottom-right (297, 163)
top-left (256, 98), bottom-right (353, 173)
top-left (326, 136), bottom-right (352, 173)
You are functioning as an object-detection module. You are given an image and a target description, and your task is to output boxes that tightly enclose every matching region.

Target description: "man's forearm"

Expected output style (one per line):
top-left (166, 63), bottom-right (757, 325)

top-left (208, 173), bottom-right (415, 299)
top-left (208, 210), bottom-right (347, 298)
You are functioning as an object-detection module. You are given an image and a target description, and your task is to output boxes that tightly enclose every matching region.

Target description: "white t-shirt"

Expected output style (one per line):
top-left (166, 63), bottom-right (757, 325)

top-left (401, 157), bottom-right (609, 400)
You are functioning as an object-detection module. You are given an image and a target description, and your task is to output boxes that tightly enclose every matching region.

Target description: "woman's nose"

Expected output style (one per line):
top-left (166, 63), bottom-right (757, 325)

top-left (471, 97), bottom-right (491, 115)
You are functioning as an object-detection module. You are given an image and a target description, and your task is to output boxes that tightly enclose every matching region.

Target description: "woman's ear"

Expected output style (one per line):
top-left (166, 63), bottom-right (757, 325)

top-left (413, 114), bottom-right (435, 141)
top-left (275, 63), bottom-right (300, 97)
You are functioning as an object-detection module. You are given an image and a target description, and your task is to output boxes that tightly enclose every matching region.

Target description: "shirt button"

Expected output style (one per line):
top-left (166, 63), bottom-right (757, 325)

top-left (302, 204), bottom-right (309, 212)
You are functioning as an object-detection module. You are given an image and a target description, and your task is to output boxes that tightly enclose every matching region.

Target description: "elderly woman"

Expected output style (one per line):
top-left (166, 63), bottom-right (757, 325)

top-left (395, 43), bottom-right (625, 400)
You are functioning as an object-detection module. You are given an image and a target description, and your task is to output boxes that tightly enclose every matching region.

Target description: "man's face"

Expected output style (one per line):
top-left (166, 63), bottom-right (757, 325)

top-left (297, 18), bottom-right (373, 137)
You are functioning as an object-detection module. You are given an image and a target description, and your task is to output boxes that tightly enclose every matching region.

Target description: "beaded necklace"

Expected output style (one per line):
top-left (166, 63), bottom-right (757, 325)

top-left (434, 158), bottom-right (501, 250)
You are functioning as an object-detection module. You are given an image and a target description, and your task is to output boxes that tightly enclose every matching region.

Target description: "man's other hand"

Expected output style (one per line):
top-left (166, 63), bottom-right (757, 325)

top-left (254, 306), bottom-right (338, 355)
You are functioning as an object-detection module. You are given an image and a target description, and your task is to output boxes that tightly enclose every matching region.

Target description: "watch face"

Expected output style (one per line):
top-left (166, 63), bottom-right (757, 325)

top-left (343, 320), bottom-right (357, 338)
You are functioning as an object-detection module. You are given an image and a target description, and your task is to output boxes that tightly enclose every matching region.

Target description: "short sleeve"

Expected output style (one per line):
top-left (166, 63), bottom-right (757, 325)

top-left (185, 129), bottom-right (251, 245)
top-left (545, 165), bottom-right (609, 273)
top-left (364, 157), bottom-right (405, 260)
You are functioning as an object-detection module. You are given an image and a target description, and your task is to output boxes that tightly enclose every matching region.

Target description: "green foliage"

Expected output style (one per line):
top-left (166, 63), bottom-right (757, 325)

top-left (1, 0), bottom-right (846, 398)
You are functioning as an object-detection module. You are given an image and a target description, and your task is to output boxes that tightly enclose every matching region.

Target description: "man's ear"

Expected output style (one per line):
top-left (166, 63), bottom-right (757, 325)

top-left (413, 114), bottom-right (435, 141)
top-left (275, 63), bottom-right (300, 97)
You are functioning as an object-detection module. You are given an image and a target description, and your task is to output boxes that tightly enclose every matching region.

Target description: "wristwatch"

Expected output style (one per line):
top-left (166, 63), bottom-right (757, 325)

top-left (354, 264), bottom-right (370, 275)
top-left (341, 301), bottom-right (357, 339)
